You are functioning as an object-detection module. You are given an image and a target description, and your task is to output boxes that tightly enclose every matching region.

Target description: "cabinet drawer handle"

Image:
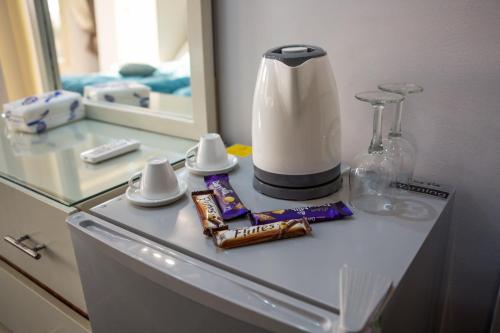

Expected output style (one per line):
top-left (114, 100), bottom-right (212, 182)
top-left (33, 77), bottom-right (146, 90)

top-left (4, 235), bottom-right (46, 260)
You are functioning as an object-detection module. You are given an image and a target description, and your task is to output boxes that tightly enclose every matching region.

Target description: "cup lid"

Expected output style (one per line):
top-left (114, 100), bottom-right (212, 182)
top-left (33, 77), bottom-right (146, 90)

top-left (264, 44), bottom-right (326, 67)
top-left (148, 156), bottom-right (169, 165)
top-left (200, 133), bottom-right (221, 140)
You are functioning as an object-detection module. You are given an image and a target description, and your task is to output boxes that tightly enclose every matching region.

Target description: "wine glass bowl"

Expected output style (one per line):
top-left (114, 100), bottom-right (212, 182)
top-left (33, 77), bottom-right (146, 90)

top-left (349, 150), bottom-right (397, 213)
top-left (382, 137), bottom-right (416, 182)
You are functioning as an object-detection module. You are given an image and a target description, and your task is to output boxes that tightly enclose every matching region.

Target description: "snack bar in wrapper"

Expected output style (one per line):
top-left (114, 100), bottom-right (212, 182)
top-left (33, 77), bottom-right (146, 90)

top-left (213, 218), bottom-right (311, 249)
top-left (250, 201), bottom-right (353, 226)
top-left (204, 174), bottom-right (249, 220)
top-left (192, 190), bottom-right (228, 236)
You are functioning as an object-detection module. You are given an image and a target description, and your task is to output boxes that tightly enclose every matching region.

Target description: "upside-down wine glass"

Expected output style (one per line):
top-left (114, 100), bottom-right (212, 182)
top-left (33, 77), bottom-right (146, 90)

top-left (349, 91), bottom-right (404, 214)
top-left (378, 83), bottom-right (423, 183)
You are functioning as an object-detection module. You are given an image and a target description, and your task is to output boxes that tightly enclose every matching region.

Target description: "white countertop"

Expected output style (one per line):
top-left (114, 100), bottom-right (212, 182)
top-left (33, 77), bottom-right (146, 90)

top-left (0, 118), bottom-right (195, 205)
top-left (91, 156), bottom-right (453, 313)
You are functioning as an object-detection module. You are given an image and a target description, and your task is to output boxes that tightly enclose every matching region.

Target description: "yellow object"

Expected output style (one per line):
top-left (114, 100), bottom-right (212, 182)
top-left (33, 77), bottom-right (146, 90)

top-left (226, 144), bottom-right (252, 157)
top-left (0, 0), bottom-right (43, 101)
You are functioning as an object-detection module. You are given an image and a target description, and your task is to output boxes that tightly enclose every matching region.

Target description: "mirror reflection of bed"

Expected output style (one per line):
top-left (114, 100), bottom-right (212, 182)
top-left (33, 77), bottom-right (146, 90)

top-left (47, 0), bottom-right (191, 116)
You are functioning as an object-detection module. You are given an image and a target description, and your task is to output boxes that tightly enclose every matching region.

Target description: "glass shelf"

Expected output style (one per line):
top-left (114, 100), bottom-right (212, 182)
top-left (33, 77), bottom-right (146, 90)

top-left (0, 118), bottom-right (196, 206)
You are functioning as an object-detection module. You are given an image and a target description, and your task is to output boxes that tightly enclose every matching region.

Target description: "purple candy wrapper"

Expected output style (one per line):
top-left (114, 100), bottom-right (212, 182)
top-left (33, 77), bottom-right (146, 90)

top-left (204, 174), bottom-right (249, 220)
top-left (250, 201), bottom-right (353, 226)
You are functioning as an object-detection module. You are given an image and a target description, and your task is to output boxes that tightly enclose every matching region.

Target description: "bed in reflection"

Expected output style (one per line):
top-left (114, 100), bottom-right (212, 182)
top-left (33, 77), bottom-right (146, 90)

top-left (48, 0), bottom-right (192, 99)
top-left (61, 57), bottom-right (191, 97)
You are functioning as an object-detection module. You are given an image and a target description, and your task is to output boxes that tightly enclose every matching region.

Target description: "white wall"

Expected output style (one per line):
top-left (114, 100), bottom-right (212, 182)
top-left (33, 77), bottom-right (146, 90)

top-left (94, 0), bottom-right (188, 72)
top-left (213, 1), bottom-right (500, 332)
top-left (157, 0), bottom-right (188, 61)
top-left (49, 0), bottom-right (99, 74)
top-left (94, 0), bottom-right (160, 71)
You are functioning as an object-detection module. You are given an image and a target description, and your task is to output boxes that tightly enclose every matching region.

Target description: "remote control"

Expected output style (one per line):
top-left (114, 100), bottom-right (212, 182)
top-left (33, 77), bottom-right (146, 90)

top-left (80, 139), bottom-right (141, 164)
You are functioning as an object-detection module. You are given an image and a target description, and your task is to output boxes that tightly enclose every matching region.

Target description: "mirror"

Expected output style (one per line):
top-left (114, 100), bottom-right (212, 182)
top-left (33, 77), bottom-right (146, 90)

top-left (47, 0), bottom-right (191, 115)
top-left (29, 0), bottom-right (216, 140)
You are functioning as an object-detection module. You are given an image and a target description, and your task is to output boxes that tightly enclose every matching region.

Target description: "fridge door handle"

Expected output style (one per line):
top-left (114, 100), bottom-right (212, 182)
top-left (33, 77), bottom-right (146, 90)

top-left (68, 213), bottom-right (339, 333)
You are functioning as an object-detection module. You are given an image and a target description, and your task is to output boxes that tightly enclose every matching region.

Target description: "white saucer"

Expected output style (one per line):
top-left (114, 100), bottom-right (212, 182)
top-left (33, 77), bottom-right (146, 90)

top-left (185, 154), bottom-right (238, 176)
top-left (125, 181), bottom-right (188, 207)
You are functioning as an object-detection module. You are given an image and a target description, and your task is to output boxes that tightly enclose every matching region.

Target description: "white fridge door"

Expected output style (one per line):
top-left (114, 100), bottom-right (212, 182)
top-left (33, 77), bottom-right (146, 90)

top-left (68, 212), bottom-right (339, 333)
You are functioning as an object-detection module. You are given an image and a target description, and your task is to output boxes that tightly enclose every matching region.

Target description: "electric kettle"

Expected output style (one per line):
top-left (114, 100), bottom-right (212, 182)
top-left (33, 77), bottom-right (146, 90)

top-left (252, 44), bottom-right (341, 200)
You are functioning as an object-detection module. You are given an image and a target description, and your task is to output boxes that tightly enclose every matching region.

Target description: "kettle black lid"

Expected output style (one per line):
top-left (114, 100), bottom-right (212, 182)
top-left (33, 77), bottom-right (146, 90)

top-left (264, 44), bottom-right (326, 67)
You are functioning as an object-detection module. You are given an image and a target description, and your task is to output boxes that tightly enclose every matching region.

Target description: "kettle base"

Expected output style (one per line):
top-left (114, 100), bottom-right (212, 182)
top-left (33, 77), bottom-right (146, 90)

top-left (253, 175), bottom-right (342, 201)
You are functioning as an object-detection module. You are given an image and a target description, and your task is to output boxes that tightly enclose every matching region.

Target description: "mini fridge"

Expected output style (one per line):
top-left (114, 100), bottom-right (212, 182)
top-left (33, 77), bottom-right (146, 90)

top-left (67, 157), bottom-right (452, 333)
top-left (69, 213), bottom-right (341, 333)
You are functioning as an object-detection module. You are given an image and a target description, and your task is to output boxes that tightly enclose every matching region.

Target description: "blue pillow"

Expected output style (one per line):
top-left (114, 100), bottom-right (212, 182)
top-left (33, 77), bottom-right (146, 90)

top-left (119, 63), bottom-right (157, 77)
top-left (139, 75), bottom-right (190, 94)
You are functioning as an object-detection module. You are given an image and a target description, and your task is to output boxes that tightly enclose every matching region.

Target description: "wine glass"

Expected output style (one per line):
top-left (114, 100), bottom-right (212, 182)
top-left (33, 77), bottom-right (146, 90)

top-left (349, 91), bottom-right (404, 214)
top-left (378, 83), bottom-right (423, 182)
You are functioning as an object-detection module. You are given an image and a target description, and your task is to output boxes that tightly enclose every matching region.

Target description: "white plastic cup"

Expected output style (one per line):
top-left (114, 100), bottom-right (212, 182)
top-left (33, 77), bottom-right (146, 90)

top-left (128, 157), bottom-right (179, 200)
top-left (185, 133), bottom-right (228, 170)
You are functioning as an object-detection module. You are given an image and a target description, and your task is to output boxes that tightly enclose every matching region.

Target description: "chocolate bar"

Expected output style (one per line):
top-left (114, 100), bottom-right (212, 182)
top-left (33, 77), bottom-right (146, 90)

top-left (213, 218), bottom-right (311, 249)
top-left (250, 201), bottom-right (352, 226)
top-left (204, 174), bottom-right (249, 220)
top-left (192, 190), bottom-right (228, 236)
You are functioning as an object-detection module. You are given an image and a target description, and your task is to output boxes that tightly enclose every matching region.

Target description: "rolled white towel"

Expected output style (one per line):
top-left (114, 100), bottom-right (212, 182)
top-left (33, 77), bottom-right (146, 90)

top-left (3, 90), bottom-right (84, 134)
top-left (84, 81), bottom-right (150, 108)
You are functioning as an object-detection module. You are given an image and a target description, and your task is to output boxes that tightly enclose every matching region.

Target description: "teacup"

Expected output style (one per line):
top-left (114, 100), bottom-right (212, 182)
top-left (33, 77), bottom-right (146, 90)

top-left (186, 133), bottom-right (229, 170)
top-left (128, 157), bottom-right (179, 200)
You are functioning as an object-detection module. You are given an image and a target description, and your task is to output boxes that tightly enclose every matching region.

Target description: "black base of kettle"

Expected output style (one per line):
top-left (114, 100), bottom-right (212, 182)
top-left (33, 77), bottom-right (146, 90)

top-left (253, 164), bottom-right (342, 201)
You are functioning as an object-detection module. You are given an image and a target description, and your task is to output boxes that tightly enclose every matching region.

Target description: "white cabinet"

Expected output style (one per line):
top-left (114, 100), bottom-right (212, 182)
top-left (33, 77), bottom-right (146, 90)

top-left (0, 178), bottom-right (86, 312)
top-left (0, 260), bottom-right (90, 333)
top-left (0, 117), bottom-right (194, 331)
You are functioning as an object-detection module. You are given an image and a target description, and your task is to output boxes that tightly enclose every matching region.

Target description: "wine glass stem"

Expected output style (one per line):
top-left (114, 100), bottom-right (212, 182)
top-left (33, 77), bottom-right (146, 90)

top-left (368, 104), bottom-right (384, 153)
top-left (389, 100), bottom-right (404, 138)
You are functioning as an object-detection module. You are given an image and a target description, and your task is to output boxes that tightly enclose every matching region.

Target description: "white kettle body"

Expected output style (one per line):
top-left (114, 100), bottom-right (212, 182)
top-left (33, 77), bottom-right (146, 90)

top-left (252, 45), bottom-right (341, 200)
